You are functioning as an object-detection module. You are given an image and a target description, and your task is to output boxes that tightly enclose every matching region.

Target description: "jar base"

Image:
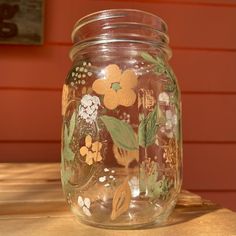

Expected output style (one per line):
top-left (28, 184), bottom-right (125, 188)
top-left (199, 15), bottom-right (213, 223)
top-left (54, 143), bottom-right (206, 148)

top-left (71, 198), bottom-right (177, 229)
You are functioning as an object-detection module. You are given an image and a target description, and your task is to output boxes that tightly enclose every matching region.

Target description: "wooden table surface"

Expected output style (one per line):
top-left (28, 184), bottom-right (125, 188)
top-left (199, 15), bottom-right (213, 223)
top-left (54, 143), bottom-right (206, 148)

top-left (0, 163), bottom-right (235, 236)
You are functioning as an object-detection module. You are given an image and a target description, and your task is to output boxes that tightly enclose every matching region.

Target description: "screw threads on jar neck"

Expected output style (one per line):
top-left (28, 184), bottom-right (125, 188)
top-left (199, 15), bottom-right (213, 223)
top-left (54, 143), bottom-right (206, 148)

top-left (70, 9), bottom-right (171, 61)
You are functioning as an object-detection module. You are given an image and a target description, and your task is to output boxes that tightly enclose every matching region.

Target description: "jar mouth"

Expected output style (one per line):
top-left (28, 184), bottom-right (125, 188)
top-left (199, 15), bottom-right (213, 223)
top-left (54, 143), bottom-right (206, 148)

top-left (71, 9), bottom-right (171, 60)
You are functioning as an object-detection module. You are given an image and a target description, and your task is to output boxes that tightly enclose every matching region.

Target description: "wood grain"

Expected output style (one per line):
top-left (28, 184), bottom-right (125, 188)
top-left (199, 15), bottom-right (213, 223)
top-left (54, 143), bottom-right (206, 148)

top-left (0, 163), bottom-right (235, 236)
top-left (99, 0), bottom-right (236, 6)
top-left (0, 211), bottom-right (236, 236)
top-left (0, 142), bottom-right (60, 162)
top-left (1, 91), bottom-right (235, 142)
top-left (0, 0), bottom-right (236, 217)
top-left (193, 191), bottom-right (236, 212)
top-left (1, 45), bottom-right (236, 93)
top-left (183, 144), bottom-right (236, 190)
top-left (45, 0), bottom-right (236, 49)
top-left (0, 45), bottom-right (69, 89)
top-left (0, 90), bottom-right (61, 140)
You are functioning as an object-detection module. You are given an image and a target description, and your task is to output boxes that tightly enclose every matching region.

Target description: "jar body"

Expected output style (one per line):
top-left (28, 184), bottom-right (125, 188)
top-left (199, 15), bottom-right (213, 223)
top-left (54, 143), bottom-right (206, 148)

top-left (61, 9), bottom-right (182, 229)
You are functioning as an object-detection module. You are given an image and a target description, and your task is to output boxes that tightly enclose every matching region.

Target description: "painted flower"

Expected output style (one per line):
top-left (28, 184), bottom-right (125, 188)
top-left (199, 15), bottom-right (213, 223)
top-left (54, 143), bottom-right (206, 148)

top-left (78, 94), bottom-right (100, 124)
top-left (158, 92), bottom-right (169, 105)
top-left (165, 110), bottom-right (177, 138)
top-left (78, 196), bottom-right (91, 216)
top-left (166, 110), bottom-right (177, 129)
top-left (92, 64), bottom-right (138, 110)
top-left (79, 135), bottom-right (102, 165)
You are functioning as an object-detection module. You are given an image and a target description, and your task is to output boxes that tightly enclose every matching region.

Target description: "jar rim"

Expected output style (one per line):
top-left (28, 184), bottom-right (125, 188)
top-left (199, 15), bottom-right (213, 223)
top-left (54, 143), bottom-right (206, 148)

top-left (70, 9), bottom-right (171, 61)
top-left (72, 9), bottom-right (168, 42)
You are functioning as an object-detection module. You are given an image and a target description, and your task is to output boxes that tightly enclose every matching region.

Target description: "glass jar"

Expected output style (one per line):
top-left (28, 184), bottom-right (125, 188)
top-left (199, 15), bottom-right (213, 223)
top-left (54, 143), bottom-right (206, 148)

top-left (61, 9), bottom-right (182, 229)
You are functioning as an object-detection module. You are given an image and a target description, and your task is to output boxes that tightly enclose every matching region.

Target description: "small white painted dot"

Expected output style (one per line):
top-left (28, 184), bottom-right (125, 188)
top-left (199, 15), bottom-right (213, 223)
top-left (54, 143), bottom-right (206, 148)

top-left (83, 62), bottom-right (87, 66)
top-left (81, 80), bottom-right (85, 85)
top-left (104, 168), bottom-right (109, 172)
top-left (72, 72), bottom-right (75, 76)
top-left (111, 170), bottom-right (115, 173)
top-left (109, 175), bottom-right (114, 179)
top-left (87, 72), bottom-right (92, 77)
top-left (104, 183), bottom-right (110, 187)
top-left (75, 67), bottom-right (79, 71)
top-left (82, 74), bottom-right (86, 78)
top-left (78, 74), bottom-right (81, 78)
top-left (84, 68), bottom-right (88, 73)
top-left (88, 62), bottom-right (91, 66)
top-left (99, 176), bottom-right (106, 182)
top-left (79, 67), bottom-right (84, 72)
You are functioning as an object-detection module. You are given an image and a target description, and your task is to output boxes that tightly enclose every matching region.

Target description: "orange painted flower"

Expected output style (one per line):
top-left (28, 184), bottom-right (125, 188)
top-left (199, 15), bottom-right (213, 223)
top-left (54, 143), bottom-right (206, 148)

top-left (79, 135), bottom-right (102, 165)
top-left (92, 64), bottom-right (138, 110)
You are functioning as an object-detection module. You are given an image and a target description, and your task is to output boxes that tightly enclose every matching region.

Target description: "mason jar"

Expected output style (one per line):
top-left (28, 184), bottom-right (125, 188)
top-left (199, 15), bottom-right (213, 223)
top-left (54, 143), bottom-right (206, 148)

top-left (61, 9), bottom-right (182, 229)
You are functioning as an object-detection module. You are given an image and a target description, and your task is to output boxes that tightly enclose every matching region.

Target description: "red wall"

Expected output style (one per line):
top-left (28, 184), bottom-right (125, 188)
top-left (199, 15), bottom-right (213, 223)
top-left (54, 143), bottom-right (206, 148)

top-left (0, 0), bottom-right (236, 210)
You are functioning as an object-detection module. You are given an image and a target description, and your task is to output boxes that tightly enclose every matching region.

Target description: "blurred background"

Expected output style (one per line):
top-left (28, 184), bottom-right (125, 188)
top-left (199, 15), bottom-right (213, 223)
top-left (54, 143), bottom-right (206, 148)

top-left (0, 0), bottom-right (235, 211)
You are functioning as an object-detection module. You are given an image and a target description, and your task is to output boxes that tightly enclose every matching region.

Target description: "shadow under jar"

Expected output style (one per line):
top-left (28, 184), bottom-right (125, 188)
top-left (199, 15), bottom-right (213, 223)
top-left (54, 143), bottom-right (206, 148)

top-left (61, 9), bottom-right (183, 229)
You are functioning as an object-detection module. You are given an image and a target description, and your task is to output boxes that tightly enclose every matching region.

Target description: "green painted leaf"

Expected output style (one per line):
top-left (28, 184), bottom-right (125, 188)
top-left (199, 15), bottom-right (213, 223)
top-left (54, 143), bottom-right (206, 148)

top-left (63, 112), bottom-right (76, 161)
top-left (100, 115), bottom-right (138, 151)
top-left (139, 162), bottom-right (146, 193)
top-left (139, 161), bottom-right (173, 199)
top-left (140, 52), bottom-right (158, 64)
top-left (61, 162), bottom-right (73, 185)
top-left (138, 107), bottom-right (159, 148)
top-left (140, 161), bottom-right (160, 198)
top-left (141, 51), bottom-right (181, 141)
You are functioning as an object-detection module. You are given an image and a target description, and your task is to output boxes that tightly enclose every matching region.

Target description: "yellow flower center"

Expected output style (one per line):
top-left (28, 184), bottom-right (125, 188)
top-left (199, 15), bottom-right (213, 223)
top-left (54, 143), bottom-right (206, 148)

top-left (111, 82), bottom-right (122, 92)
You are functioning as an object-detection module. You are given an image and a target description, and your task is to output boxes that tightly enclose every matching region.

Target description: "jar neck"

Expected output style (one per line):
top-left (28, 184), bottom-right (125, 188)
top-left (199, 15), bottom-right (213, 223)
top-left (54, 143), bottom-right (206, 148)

top-left (70, 9), bottom-right (171, 61)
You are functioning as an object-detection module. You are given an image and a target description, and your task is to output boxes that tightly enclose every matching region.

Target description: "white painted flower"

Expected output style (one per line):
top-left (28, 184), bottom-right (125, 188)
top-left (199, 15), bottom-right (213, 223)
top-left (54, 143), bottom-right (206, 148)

top-left (78, 95), bottom-right (100, 124)
top-left (165, 110), bottom-right (177, 129)
top-left (92, 96), bottom-right (100, 106)
top-left (128, 176), bottom-right (140, 197)
top-left (77, 196), bottom-right (91, 217)
top-left (165, 110), bottom-right (178, 138)
top-left (78, 196), bottom-right (84, 207)
top-left (82, 206), bottom-right (91, 216)
top-left (84, 197), bottom-right (90, 208)
top-left (158, 92), bottom-right (169, 105)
